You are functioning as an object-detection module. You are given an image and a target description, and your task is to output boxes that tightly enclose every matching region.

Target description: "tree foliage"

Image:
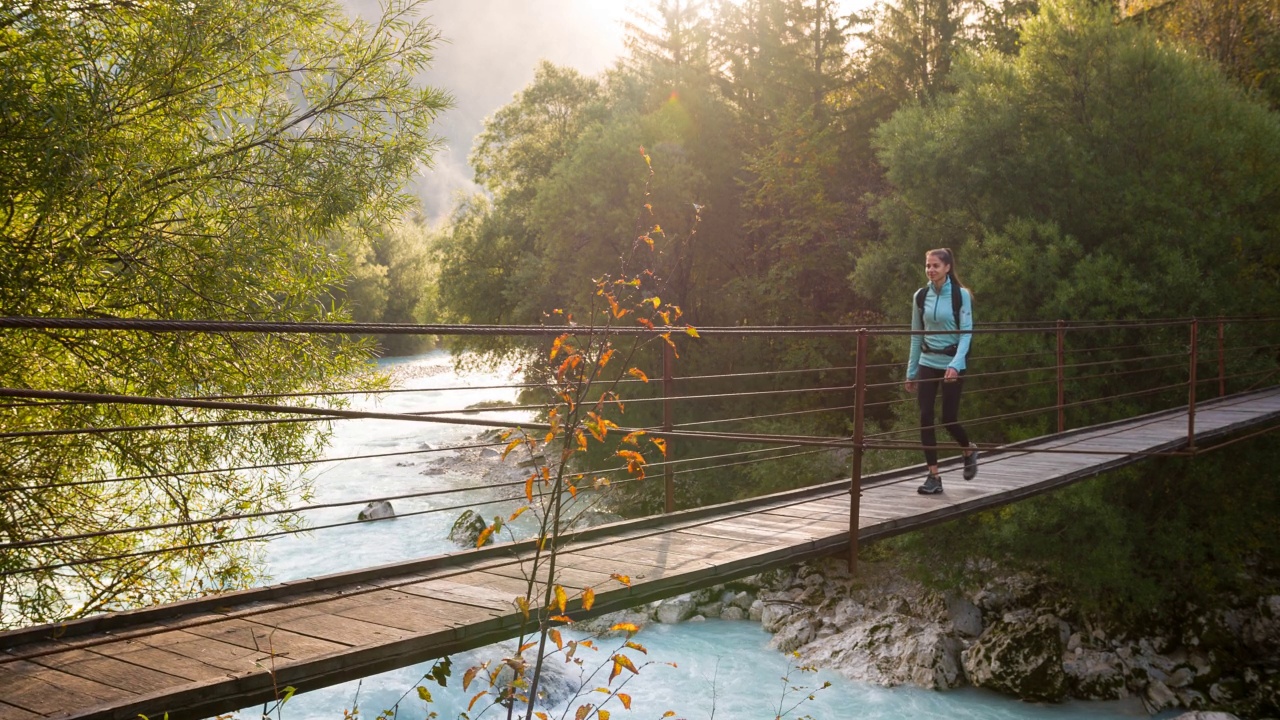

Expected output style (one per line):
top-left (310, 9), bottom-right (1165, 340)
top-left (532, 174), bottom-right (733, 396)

top-left (0, 0), bottom-right (447, 625)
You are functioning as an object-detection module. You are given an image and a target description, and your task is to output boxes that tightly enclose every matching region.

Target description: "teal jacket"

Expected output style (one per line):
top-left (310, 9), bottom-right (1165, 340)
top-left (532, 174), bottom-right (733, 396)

top-left (906, 277), bottom-right (974, 380)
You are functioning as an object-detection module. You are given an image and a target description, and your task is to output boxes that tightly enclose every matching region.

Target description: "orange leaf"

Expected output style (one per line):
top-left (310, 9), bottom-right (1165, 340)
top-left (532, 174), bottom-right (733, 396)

top-left (568, 483), bottom-right (578, 498)
top-left (609, 622), bottom-right (639, 633)
top-left (614, 654), bottom-right (639, 675)
top-left (610, 573), bottom-right (632, 587)
top-left (468, 690), bottom-right (487, 711)
top-left (501, 438), bottom-right (523, 461)
top-left (575, 430), bottom-right (588, 451)
top-left (627, 368), bottom-right (649, 383)
top-left (508, 506), bottom-right (528, 522)
top-left (621, 430), bottom-right (646, 446)
top-left (463, 666), bottom-right (480, 691)
top-left (519, 641), bottom-right (536, 654)
top-left (651, 437), bottom-right (667, 456)
top-left (663, 712), bottom-right (676, 718)
top-left (550, 614), bottom-right (573, 623)
top-left (599, 348), bottom-right (616, 367)
top-left (582, 587), bottom-right (595, 611)
top-left (550, 333), bottom-right (569, 360)
top-left (636, 317), bottom-right (654, 330)
top-left (574, 704), bottom-right (592, 720)
top-left (524, 476), bottom-right (534, 502)
top-left (536, 713), bottom-right (549, 720)
top-left (608, 659), bottom-right (621, 684)
top-left (550, 629), bottom-right (563, 650)
top-left (618, 693), bottom-right (632, 710)
top-left (475, 525), bottom-right (495, 548)
top-left (625, 641), bottom-right (648, 654)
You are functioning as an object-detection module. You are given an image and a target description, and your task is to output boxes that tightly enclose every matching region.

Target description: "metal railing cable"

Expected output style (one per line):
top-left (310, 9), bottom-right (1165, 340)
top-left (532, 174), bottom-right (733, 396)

top-left (0, 447), bottom-right (831, 577)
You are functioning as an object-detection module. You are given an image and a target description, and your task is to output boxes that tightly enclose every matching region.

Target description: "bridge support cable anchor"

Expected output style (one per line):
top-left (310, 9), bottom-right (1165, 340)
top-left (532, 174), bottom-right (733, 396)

top-left (848, 329), bottom-right (868, 574)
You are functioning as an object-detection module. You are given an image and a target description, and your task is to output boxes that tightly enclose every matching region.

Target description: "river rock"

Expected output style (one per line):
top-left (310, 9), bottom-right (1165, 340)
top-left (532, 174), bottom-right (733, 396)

top-left (749, 599), bottom-right (764, 621)
top-left (357, 500), bottom-right (395, 521)
top-left (697, 601), bottom-right (724, 618)
top-left (477, 642), bottom-right (579, 709)
top-left (656, 595), bottom-right (697, 624)
top-left (798, 614), bottom-right (965, 689)
top-left (1144, 679), bottom-right (1179, 714)
top-left (946, 594), bottom-right (983, 638)
top-left (1168, 713), bottom-right (1242, 720)
top-left (962, 613), bottom-right (1068, 702)
top-left (448, 509), bottom-right (489, 547)
top-left (1062, 647), bottom-right (1127, 700)
top-left (728, 590), bottom-right (755, 610)
top-left (761, 601), bottom-right (806, 633)
top-left (578, 609), bottom-right (649, 635)
top-left (721, 606), bottom-right (747, 621)
top-left (771, 616), bottom-right (818, 652)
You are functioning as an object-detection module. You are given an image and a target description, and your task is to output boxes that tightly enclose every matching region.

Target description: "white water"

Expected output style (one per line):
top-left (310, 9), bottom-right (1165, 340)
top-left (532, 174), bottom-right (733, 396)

top-left (249, 352), bottom-right (1152, 720)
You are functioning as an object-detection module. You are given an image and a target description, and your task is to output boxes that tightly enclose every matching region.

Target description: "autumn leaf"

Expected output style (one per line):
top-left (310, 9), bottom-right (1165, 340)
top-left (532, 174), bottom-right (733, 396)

top-left (609, 622), bottom-right (639, 633)
top-left (620, 430), bottom-right (646, 445)
top-left (550, 333), bottom-right (569, 359)
top-left (646, 296), bottom-right (661, 308)
top-left (627, 367), bottom-right (649, 383)
top-left (610, 573), bottom-right (632, 587)
top-left (625, 641), bottom-right (648, 654)
top-left (575, 430), bottom-right (588, 451)
top-left (614, 654), bottom-right (639, 675)
top-left (663, 712), bottom-right (676, 718)
top-left (618, 693), bottom-right (632, 710)
top-left (582, 586), bottom-right (595, 611)
top-left (574, 704), bottom-right (592, 720)
top-left (568, 483), bottom-right (578, 498)
top-left (417, 686), bottom-right (432, 703)
top-left (555, 585), bottom-right (568, 613)
top-left (685, 326), bottom-right (700, 338)
top-left (524, 476), bottom-right (534, 502)
top-left (550, 628), bottom-right (563, 650)
top-left (467, 691), bottom-right (486, 711)
top-left (463, 666), bottom-right (480, 691)
top-left (501, 438), bottom-right (523, 461)
top-left (550, 614), bottom-right (573, 623)
top-left (535, 713), bottom-right (549, 720)
top-left (599, 710), bottom-right (610, 720)
top-left (636, 317), bottom-right (654, 330)
top-left (599, 348), bottom-right (615, 367)
top-left (519, 641), bottom-right (536, 654)
top-left (475, 525), bottom-right (495, 548)
top-left (652, 224), bottom-right (663, 235)
top-left (515, 595), bottom-right (530, 619)
top-left (651, 437), bottom-right (667, 456)
top-left (508, 506), bottom-right (528, 522)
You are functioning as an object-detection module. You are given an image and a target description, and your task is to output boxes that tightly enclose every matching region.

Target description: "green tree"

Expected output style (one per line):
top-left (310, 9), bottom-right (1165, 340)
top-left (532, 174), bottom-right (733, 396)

top-left (0, 0), bottom-right (448, 625)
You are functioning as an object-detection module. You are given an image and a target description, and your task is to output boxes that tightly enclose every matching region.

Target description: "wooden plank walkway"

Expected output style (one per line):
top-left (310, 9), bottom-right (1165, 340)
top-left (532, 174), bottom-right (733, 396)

top-left (3, 388), bottom-right (1278, 720)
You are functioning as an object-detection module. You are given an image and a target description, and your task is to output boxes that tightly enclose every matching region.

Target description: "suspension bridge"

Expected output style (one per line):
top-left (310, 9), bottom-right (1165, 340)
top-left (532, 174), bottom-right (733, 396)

top-left (1, 316), bottom-right (1277, 720)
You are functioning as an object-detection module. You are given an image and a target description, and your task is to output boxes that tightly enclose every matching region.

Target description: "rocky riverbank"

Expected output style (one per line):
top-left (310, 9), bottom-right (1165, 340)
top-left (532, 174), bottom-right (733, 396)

top-left (583, 558), bottom-right (1280, 718)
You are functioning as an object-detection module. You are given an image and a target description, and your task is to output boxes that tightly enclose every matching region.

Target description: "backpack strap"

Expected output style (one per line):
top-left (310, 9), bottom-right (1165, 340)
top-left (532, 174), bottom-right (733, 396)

top-left (915, 287), bottom-right (927, 327)
top-left (950, 281), bottom-right (963, 329)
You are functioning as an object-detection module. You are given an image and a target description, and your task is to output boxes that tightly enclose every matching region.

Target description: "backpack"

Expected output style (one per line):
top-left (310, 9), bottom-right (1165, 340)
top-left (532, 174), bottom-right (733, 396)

top-left (915, 282), bottom-right (966, 357)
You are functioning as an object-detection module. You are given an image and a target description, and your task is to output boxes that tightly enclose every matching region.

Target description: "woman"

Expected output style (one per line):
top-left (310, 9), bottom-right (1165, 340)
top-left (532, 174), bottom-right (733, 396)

top-left (905, 247), bottom-right (978, 495)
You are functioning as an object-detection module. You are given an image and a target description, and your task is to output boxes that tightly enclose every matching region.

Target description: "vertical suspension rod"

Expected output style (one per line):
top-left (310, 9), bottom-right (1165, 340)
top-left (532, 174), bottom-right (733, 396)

top-left (848, 329), bottom-right (868, 574)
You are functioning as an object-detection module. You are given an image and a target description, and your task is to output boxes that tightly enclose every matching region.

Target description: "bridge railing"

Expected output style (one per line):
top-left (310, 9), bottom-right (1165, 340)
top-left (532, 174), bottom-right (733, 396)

top-left (1, 315), bottom-right (1278, 624)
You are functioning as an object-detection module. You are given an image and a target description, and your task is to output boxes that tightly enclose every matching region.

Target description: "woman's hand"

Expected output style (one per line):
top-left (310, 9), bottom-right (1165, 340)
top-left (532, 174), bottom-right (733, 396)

top-left (905, 379), bottom-right (916, 393)
top-left (944, 368), bottom-right (959, 382)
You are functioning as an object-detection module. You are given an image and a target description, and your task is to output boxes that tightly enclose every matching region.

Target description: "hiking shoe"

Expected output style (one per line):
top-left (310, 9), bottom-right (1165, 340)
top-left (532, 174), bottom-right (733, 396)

top-left (917, 474), bottom-right (943, 495)
top-left (963, 449), bottom-right (979, 480)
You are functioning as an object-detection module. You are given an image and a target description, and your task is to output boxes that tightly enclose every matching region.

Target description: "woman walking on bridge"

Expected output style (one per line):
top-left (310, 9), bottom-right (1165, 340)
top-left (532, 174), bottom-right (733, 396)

top-left (905, 247), bottom-right (978, 494)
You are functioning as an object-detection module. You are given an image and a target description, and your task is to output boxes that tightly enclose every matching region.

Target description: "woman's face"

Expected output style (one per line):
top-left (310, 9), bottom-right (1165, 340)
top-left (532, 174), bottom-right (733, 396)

top-left (925, 253), bottom-right (950, 285)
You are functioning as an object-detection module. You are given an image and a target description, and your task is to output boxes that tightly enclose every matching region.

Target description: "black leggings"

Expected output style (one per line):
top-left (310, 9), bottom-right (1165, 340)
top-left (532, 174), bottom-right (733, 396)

top-left (916, 365), bottom-right (970, 466)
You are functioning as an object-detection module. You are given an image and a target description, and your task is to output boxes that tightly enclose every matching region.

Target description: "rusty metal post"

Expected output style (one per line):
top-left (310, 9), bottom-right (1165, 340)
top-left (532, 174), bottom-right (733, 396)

top-left (848, 329), bottom-right (867, 574)
top-left (662, 341), bottom-right (676, 514)
top-left (1056, 320), bottom-right (1066, 433)
top-left (1188, 318), bottom-right (1199, 450)
top-left (1218, 316), bottom-right (1226, 397)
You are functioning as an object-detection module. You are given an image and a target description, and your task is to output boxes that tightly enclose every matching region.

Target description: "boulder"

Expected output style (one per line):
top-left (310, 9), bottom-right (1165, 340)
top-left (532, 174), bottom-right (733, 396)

top-left (1062, 648), bottom-right (1127, 700)
top-left (798, 615), bottom-right (965, 690)
top-left (697, 602), bottom-right (724, 619)
top-left (962, 613), bottom-right (1068, 702)
top-left (357, 500), bottom-right (395, 521)
top-left (578, 609), bottom-right (649, 635)
top-left (656, 595), bottom-right (697, 624)
top-left (770, 616), bottom-right (818, 653)
top-left (749, 599), bottom-right (765, 621)
top-left (721, 606), bottom-right (747, 621)
top-left (728, 591), bottom-right (755, 610)
top-left (761, 602), bottom-right (806, 633)
top-left (946, 594), bottom-right (983, 638)
top-left (1143, 680), bottom-right (1178, 715)
top-left (1168, 713), bottom-right (1241, 720)
top-left (448, 509), bottom-right (490, 547)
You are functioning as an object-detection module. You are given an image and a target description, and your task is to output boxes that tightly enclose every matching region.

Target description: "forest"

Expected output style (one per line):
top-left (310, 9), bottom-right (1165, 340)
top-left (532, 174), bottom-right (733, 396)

top-left (2, 0), bottom-right (1280, 631)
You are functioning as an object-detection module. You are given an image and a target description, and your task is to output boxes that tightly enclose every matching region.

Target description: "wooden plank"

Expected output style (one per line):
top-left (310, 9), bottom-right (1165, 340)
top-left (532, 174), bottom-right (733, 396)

top-left (182, 617), bottom-right (350, 658)
top-left (396, 577), bottom-right (522, 612)
top-left (243, 606), bottom-right (415, 647)
top-left (83, 635), bottom-right (232, 684)
top-left (0, 659), bottom-right (129, 715)
top-left (130, 627), bottom-right (288, 674)
top-left (330, 594), bottom-right (487, 635)
top-left (30, 647), bottom-right (190, 695)
top-left (0, 700), bottom-right (42, 720)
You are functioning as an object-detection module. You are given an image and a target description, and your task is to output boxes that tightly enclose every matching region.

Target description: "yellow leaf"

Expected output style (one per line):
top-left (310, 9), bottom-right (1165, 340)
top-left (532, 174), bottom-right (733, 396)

top-left (582, 587), bottom-right (595, 611)
top-left (663, 712), bottom-right (676, 718)
top-left (551, 614), bottom-right (573, 623)
top-left (618, 693), bottom-right (632, 710)
top-left (524, 476), bottom-right (534, 502)
top-left (468, 690), bottom-right (487, 711)
top-left (608, 659), bottom-right (621, 684)
top-left (610, 573), bottom-right (632, 587)
top-left (621, 430), bottom-right (646, 445)
top-left (647, 296), bottom-right (661, 308)
top-left (536, 713), bottom-right (549, 720)
top-left (652, 224), bottom-right (663, 235)
top-left (599, 348), bottom-right (615, 367)
top-left (550, 333), bottom-right (568, 360)
top-left (625, 641), bottom-right (648, 654)
top-left (555, 585), bottom-right (568, 613)
top-left (575, 430), bottom-right (588, 451)
top-left (599, 711), bottom-right (610, 720)
top-left (515, 595), bottom-right (530, 619)
top-left (508, 506), bottom-right (528, 522)
top-left (501, 438), bottom-right (523, 461)
top-left (627, 367), bottom-right (649, 383)
top-left (609, 622), bottom-right (639, 633)
top-left (685, 326), bottom-right (700, 338)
